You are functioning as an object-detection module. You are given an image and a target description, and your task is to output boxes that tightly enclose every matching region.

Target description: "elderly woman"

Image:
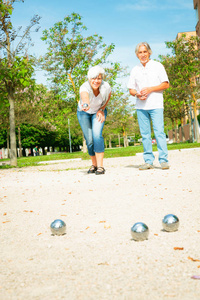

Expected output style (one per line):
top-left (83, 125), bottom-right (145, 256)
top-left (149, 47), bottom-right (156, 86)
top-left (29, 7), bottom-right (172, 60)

top-left (77, 65), bottom-right (111, 175)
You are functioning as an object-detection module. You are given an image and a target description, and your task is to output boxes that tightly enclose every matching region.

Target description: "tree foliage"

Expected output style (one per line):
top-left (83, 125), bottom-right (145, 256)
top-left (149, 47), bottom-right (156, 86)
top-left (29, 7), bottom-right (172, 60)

top-left (0, 0), bottom-right (41, 165)
top-left (159, 34), bottom-right (200, 141)
top-left (40, 12), bottom-right (115, 105)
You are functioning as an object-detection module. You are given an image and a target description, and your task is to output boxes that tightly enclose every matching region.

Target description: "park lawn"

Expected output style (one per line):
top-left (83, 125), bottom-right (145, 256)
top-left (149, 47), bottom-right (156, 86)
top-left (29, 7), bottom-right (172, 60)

top-left (1, 142), bottom-right (200, 169)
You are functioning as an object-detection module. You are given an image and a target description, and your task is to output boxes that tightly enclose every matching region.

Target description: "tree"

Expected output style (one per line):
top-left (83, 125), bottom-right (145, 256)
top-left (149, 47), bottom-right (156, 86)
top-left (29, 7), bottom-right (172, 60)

top-left (159, 35), bottom-right (200, 142)
top-left (0, 0), bottom-right (40, 165)
top-left (40, 12), bottom-right (115, 107)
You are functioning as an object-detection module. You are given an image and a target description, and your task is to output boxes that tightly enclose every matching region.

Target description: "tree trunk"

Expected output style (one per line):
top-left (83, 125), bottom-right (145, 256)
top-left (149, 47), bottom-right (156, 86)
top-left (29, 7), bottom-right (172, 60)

top-left (118, 134), bottom-right (121, 147)
top-left (123, 133), bottom-right (129, 147)
top-left (193, 99), bottom-right (200, 143)
top-left (175, 119), bottom-right (179, 143)
top-left (188, 105), bottom-right (194, 142)
top-left (109, 135), bottom-right (112, 148)
top-left (104, 138), bottom-right (107, 148)
top-left (180, 118), bottom-right (185, 142)
top-left (8, 88), bottom-right (17, 166)
top-left (172, 120), bottom-right (176, 142)
top-left (18, 126), bottom-right (23, 157)
top-left (7, 130), bottom-right (10, 158)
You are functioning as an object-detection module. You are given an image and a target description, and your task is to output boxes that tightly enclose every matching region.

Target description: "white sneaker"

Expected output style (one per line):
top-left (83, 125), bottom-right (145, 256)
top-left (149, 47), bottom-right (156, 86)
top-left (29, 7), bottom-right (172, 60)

top-left (161, 162), bottom-right (170, 170)
top-left (139, 163), bottom-right (154, 170)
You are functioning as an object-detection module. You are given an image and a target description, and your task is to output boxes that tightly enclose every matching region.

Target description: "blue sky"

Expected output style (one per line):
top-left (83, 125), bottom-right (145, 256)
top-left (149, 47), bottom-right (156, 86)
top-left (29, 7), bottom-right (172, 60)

top-left (11, 0), bottom-right (197, 86)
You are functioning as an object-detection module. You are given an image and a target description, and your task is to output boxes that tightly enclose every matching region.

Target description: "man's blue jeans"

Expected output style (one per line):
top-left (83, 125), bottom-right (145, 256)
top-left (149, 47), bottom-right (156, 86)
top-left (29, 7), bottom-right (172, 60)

top-left (137, 108), bottom-right (168, 165)
top-left (77, 109), bottom-right (107, 156)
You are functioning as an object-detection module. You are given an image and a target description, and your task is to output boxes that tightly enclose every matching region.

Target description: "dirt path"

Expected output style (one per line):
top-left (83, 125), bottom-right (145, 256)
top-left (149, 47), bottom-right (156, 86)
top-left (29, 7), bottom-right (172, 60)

top-left (0, 148), bottom-right (200, 300)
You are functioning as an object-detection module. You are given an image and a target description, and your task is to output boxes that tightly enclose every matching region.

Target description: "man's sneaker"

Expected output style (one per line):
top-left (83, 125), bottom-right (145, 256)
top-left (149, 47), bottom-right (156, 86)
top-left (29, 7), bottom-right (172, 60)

top-left (139, 163), bottom-right (154, 170)
top-left (161, 162), bottom-right (170, 170)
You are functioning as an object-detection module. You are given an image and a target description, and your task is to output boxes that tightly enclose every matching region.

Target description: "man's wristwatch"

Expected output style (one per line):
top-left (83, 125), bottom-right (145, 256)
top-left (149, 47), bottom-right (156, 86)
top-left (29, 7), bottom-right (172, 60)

top-left (99, 108), bottom-right (104, 112)
top-left (135, 92), bottom-right (138, 97)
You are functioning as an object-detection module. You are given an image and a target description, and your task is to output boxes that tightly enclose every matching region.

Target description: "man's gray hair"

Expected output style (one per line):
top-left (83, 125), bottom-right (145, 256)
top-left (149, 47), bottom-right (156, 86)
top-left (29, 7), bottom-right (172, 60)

top-left (87, 65), bottom-right (105, 80)
top-left (135, 42), bottom-right (152, 56)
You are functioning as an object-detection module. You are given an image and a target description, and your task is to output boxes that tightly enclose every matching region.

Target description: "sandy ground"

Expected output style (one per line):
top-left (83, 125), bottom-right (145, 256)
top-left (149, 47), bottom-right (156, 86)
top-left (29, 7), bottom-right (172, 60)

top-left (0, 148), bottom-right (200, 300)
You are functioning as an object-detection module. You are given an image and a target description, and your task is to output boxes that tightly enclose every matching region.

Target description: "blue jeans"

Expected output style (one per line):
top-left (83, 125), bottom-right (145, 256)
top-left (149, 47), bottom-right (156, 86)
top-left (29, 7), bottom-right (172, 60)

top-left (137, 109), bottom-right (168, 165)
top-left (77, 109), bottom-right (107, 156)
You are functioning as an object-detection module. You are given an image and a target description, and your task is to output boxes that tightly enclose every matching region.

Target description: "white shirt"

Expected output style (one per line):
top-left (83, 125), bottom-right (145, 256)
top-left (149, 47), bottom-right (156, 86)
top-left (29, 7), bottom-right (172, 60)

top-left (78, 80), bottom-right (111, 114)
top-left (127, 59), bottom-right (169, 110)
top-left (80, 93), bottom-right (104, 114)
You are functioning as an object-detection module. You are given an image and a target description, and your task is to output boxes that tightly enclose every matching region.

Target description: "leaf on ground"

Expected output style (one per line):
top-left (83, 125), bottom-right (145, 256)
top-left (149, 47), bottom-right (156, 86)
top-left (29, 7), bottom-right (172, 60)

top-left (3, 213), bottom-right (7, 216)
top-left (99, 221), bottom-right (106, 223)
top-left (188, 256), bottom-right (200, 262)
top-left (98, 262), bottom-right (109, 266)
top-left (191, 275), bottom-right (200, 280)
top-left (85, 226), bottom-right (90, 230)
top-left (104, 223), bottom-right (111, 229)
top-left (37, 233), bottom-right (42, 236)
top-left (174, 247), bottom-right (184, 250)
top-left (3, 221), bottom-right (10, 223)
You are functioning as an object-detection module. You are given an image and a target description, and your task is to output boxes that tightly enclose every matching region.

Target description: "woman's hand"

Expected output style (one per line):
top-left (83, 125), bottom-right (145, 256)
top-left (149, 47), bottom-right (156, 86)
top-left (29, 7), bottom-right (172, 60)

top-left (81, 103), bottom-right (90, 111)
top-left (96, 110), bottom-right (105, 123)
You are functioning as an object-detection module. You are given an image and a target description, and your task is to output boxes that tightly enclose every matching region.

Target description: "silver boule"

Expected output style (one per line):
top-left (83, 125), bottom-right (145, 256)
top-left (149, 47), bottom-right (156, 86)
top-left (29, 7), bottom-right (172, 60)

top-left (162, 214), bottom-right (179, 232)
top-left (50, 219), bottom-right (66, 236)
top-left (131, 222), bottom-right (149, 241)
top-left (82, 103), bottom-right (88, 108)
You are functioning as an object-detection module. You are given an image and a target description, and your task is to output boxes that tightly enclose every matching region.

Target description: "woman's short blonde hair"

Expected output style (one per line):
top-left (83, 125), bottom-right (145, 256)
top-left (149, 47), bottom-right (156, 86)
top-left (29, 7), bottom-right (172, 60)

top-left (135, 42), bottom-right (152, 56)
top-left (87, 65), bottom-right (105, 80)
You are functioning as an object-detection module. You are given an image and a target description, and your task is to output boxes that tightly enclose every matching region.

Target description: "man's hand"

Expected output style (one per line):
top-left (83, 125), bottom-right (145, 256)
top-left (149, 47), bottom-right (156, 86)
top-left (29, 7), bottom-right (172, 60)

top-left (136, 92), bottom-right (147, 101)
top-left (140, 87), bottom-right (152, 98)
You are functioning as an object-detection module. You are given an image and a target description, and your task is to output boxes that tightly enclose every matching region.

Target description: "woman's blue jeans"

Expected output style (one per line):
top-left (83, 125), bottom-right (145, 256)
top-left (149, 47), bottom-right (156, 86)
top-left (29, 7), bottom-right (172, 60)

top-left (137, 108), bottom-right (168, 165)
top-left (77, 109), bottom-right (107, 156)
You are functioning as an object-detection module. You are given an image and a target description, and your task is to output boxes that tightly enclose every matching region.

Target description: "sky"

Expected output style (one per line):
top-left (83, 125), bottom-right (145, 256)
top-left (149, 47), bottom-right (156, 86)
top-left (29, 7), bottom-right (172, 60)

top-left (10, 0), bottom-right (197, 87)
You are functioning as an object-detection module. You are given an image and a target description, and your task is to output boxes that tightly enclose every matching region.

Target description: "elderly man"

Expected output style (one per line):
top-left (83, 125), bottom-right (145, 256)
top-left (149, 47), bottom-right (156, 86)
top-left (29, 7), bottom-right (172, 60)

top-left (128, 42), bottom-right (170, 170)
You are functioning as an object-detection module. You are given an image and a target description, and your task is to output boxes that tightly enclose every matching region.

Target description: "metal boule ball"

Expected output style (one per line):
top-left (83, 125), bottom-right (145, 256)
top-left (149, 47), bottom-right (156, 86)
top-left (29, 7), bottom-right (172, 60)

top-left (131, 222), bottom-right (149, 241)
top-left (82, 103), bottom-right (88, 108)
top-left (162, 214), bottom-right (179, 232)
top-left (50, 219), bottom-right (66, 236)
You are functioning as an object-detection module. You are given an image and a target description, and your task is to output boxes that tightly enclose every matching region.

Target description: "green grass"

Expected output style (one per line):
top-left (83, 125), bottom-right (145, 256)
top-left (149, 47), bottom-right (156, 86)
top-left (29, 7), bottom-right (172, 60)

top-left (1, 142), bottom-right (200, 169)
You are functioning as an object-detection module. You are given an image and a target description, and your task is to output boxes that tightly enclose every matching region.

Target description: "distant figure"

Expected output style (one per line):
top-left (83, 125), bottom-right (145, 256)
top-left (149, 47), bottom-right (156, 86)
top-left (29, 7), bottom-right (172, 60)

top-left (34, 146), bottom-right (39, 156)
top-left (127, 42), bottom-right (170, 170)
top-left (77, 65), bottom-right (111, 175)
